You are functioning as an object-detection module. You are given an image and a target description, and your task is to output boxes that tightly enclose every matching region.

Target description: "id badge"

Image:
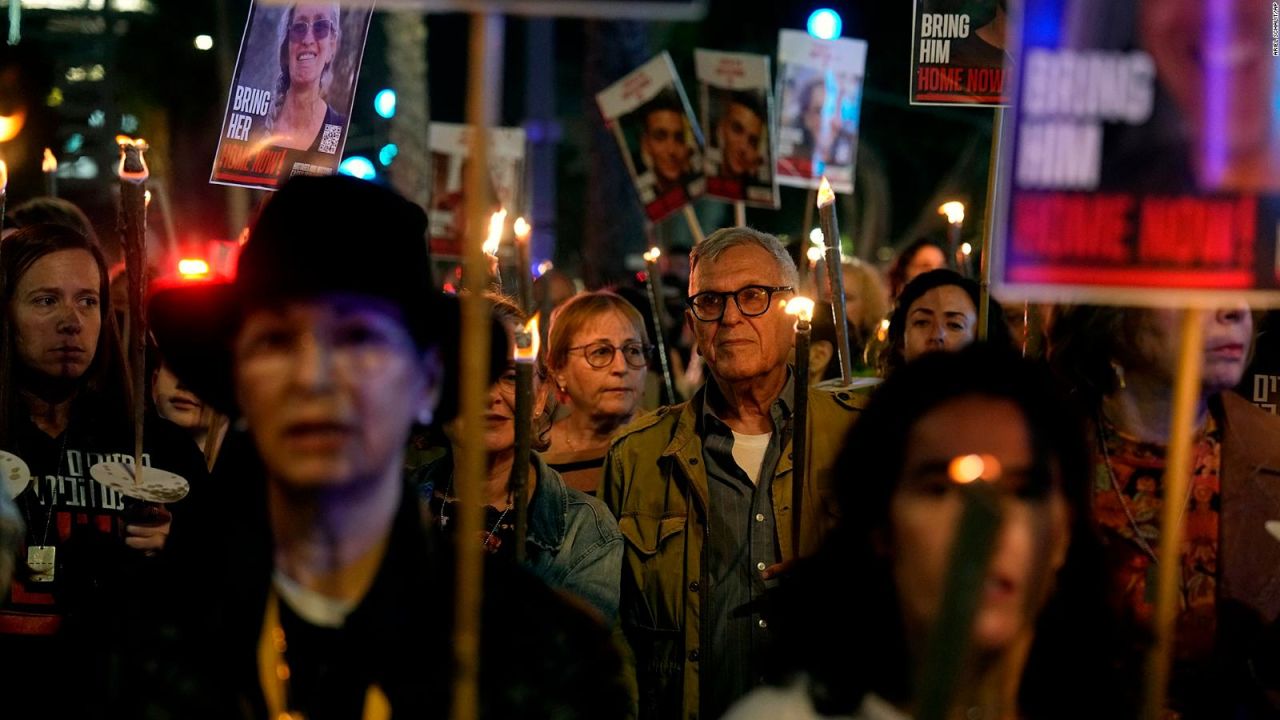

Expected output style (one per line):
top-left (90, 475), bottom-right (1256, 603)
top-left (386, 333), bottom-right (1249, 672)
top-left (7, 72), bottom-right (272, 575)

top-left (26, 545), bottom-right (55, 582)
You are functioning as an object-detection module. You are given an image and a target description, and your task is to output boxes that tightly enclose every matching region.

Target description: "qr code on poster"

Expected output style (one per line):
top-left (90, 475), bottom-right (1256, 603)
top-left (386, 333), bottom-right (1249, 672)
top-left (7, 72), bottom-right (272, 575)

top-left (318, 124), bottom-right (341, 154)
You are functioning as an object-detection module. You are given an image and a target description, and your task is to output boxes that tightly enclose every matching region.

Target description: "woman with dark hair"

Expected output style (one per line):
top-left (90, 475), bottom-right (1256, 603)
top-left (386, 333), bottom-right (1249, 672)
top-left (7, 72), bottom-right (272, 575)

top-left (887, 238), bottom-right (947, 300)
top-left (543, 290), bottom-right (650, 494)
top-left (726, 344), bottom-right (1138, 719)
top-left (413, 294), bottom-right (623, 622)
top-left (266, 2), bottom-right (345, 151)
top-left (1048, 304), bottom-right (1280, 715)
top-left (878, 268), bottom-right (1010, 376)
top-left (0, 224), bottom-right (207, 717)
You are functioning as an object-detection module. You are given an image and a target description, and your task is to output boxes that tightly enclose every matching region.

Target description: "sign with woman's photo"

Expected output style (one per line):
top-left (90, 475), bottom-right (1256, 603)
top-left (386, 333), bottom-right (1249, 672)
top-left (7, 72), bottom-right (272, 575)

top-left (427, 122), bottom-right (527, 259)
top-left (774, 30), bottom-right (868, 194)
top-left (596, 52), bottom-right (706, 222)
top-left (694, 49), bottom-right (779, 208)
top-left (210, 1), bottom-right (373, 191)
top-left (909, 0), bottom-right (1011, 106)
top-left (994, 0), bottom-right (1280, 307)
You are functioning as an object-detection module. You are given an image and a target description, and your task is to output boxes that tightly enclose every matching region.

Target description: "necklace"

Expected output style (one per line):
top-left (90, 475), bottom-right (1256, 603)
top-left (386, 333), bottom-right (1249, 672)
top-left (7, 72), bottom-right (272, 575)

top-left (20, 430), bottom-right (69, 582)
top-left (258, 588), bottom-right (390, 720)
top-left (1094, 413), bottom-right (1195, 564)
top-left (437, 475), bottom-right (513, 552)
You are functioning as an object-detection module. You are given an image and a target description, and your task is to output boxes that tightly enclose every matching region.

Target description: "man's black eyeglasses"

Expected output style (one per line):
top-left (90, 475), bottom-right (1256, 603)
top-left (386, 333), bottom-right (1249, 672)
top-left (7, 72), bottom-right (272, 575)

top-left (685, 285), bottom-right (794, 322)
top-left (567, 342), bottom-right (653, 369)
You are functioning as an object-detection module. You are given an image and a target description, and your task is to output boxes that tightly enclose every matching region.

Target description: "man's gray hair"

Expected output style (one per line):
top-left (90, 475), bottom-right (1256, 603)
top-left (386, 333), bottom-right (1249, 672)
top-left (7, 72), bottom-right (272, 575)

top-left (689, 226), bottom-right (799, 287)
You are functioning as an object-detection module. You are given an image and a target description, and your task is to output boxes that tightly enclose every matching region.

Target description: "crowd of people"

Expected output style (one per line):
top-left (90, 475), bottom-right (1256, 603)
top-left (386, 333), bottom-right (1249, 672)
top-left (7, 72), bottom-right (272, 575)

top-left (0, 177), bottom-right (1276, 719)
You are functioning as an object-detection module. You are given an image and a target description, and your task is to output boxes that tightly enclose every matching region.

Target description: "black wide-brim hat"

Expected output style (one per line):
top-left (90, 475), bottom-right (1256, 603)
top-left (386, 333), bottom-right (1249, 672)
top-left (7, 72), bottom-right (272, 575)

top-left (149, 175), bottom-right (505, 421)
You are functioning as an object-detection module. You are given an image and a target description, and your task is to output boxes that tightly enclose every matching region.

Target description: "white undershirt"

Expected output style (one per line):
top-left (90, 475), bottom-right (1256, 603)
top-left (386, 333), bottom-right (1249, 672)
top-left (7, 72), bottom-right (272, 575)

top-left (731, 431), bottom-right (772, 486)
top-left (272, 569), bottom-right (357, 629)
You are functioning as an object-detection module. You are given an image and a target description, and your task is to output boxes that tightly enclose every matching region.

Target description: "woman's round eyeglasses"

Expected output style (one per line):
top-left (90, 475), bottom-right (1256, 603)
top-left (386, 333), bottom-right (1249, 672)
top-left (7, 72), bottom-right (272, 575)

top-left (567, 342), bottom-right (653, 369)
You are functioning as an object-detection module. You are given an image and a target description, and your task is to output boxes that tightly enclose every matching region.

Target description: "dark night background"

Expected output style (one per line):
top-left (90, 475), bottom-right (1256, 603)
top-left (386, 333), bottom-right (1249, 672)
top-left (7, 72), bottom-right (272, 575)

top-left (0, 0), bottom-right (996, 286)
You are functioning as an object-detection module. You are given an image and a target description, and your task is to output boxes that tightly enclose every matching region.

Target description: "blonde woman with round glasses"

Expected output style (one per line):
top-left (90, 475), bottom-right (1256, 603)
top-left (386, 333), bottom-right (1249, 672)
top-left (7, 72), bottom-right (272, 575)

top-left (544, 291), bottom-right (651, 494)
top-left (267, 3), bottom-right (344, 151)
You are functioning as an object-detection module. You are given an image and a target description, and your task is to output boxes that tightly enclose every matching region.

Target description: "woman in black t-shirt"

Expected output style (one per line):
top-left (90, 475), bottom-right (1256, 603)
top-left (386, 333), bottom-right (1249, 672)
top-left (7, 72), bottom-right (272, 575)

top-left (0, 223), bottom-right (208, 717)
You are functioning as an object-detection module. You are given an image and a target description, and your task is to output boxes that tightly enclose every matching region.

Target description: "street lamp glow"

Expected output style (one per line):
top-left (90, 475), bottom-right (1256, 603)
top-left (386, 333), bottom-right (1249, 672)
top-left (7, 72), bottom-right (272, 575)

top-left (338, 156), bottom-right (376, 180)
top-left (374, 89), bottom-right (397, 119)
top-left (807, 9), bottom-right (843, 40)
top-left (378, 143), bottom-right (398, 166)
top-left (194, 34), bottom-right (213, 51)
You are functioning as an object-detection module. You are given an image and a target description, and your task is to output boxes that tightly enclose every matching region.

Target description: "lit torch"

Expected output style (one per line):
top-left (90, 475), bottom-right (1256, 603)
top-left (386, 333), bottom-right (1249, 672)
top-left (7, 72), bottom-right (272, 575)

top-left (807, 228), bottom-right (826, 297)
top-left (643, 247), bottom-right (677, 404)
top-left (784, 296), bottom-right (815, 553)
top-left (117, 135), bottom-right (149, 487)
top-left (916, 452), bottom-right (1004, 720)
top-left (510, 312), bottom-right (540, 563)
top-left (939, 200), bottom-right (966, 274)
top-left (483, 209), bottom-right (507, 293)
top-left (513, 216), bottom-right (534, 314)
top-left (816, 177), bottom-right (853, 384)
top-left (42, 148), bottom-right (57, 198)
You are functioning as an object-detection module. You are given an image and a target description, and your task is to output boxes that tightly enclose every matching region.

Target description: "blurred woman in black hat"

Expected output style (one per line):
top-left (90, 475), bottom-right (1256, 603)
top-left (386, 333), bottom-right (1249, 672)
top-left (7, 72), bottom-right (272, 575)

top-left (143, 175), bottom-right (629, 720)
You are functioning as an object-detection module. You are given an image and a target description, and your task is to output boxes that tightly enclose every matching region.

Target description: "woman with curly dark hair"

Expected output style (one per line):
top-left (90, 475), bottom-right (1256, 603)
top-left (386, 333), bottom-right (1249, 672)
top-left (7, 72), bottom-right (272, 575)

top-left (878, 268), bottom-right (1010, 376)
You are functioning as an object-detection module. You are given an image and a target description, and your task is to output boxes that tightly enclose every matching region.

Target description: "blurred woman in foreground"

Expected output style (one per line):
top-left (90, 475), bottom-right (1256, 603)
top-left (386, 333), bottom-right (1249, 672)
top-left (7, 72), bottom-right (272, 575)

top-left (727, 345), bottom-right (1137, 719)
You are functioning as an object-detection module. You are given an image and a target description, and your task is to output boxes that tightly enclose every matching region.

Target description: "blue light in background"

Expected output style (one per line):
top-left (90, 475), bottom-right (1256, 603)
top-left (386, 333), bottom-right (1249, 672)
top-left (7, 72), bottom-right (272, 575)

top-left (807, 8), bottom-right (842, 40)
top-left (374, 89), bottom-right (397, 119)
top-left (338, 156), bottom-right (376, 180)
top-left (378, 143), bottom-right (399, 166)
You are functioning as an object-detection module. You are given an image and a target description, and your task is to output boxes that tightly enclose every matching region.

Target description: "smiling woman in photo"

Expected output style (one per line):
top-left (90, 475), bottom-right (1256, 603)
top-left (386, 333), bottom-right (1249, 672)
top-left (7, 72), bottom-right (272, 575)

top-left (266, 3), bottom-right (345, 151)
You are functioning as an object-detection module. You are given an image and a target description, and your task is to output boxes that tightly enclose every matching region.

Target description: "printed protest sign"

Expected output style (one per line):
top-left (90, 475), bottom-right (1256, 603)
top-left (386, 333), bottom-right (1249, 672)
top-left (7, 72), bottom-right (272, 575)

top-left (428, 123), bottom-right (526, 259)
top-left (259, 0), bottom-right (707, 20)
top-left (694, 49), bottom-right (778, 208)
top-left (596, 52), bottom-right (705, 223)
top-left (909, 0), bottom-right (1011, 105)
top-left (775, 30), bottom-right (868, 194)
top-left (211, 2), bottom-right (372, 190)
top-left (994, 0), bottom-right (1280, 307)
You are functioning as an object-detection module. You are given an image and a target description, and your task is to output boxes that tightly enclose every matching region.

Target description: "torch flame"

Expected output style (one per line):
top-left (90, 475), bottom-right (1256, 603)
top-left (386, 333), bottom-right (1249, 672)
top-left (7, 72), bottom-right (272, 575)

top-left (513, 216), bottom-right (531, 243)
top-left (116, 136), bottom-right (150, 183)
top-left (806, 246), bottom-right (824, 264)
top-left (115, 135), bottom-right (148, 151)
top-left (643, 246), bottom-right (661, 263)
top-left (0, 161), bottom-right (8, 192)
top-left (483, 209), bottom-right (507, 257)
top-left (948, 454), bottom-right (1001, 484)
top-left (0, 110), bottom-right (26, 143)
top-left (42, 148), bottom-right (57, 173)
top-left (960, 242), bottom-right (972, 256)
top-left (938, 201), bottom-right (965, 225)
top-left (514, 312), bottom-right (541, 363)
top-left (816, 177), bottom-right (835, 208)
top-left (784, 296), bottom-right (815, 323)
top-left (144, 190), bottom-right (152, 208)
top-left (808, 228), bottom-right (826, 250)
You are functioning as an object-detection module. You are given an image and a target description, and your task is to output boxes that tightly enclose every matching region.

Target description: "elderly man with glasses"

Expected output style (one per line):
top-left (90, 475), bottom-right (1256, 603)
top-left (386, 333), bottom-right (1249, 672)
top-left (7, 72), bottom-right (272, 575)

top-left (602, 226), bottom-right (865, 720)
